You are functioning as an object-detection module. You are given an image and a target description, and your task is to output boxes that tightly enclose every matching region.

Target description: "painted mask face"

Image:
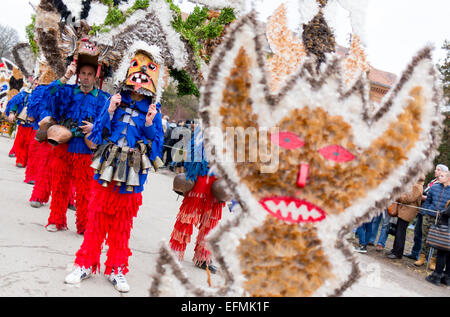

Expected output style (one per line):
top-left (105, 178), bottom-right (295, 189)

top-left (78, 37), bottom-right (99, 57)
top-left (125, 52), bottom-right (160, 95)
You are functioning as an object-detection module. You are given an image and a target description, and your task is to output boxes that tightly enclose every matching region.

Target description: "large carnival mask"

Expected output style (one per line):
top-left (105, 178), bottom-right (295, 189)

top-left (125, 52), bottom-right (160, 95)
top-left (150, 9), bottom-right (444, 298)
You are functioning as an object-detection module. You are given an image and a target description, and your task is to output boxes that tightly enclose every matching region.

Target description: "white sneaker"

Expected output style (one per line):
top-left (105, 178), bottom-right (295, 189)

top-left (108, 268), bottom-right (130, 293)
top-left (30, 201), bottom-right (43, 208)
top-left (46, 224), bottom-right (59, 232)
top-left (65, 266), bottom-right (92, 284)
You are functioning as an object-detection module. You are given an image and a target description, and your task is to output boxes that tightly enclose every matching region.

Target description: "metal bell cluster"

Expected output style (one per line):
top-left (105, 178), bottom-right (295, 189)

top-left (90, 141), bottom-right (154, 192)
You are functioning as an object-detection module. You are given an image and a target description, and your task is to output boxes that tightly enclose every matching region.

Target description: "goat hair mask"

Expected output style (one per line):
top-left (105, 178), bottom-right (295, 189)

top-left (149, 9), bottom-right (444, 297)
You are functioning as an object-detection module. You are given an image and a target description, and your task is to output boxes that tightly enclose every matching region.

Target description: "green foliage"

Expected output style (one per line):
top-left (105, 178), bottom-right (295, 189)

top-left (426, 114), bottom-right (450, 185)
top-left (89, 0), bottom-right (149, 35)
top-left (126, 0), bottom-right (150, 15)
top-left (165, 0), bottom-right (236, 68)
top-left (425, 41), bottom-right (450, 184)
top-left (169, 68), bottom-right (200, 97)
top-left (439, 40), bottom-right (450, 103)
top-left (160, 82), bottom-right (199, 120)
top-left (26, 15), bottom-right (39, 55)
top-left (104, 7), bottom-right (126, 27)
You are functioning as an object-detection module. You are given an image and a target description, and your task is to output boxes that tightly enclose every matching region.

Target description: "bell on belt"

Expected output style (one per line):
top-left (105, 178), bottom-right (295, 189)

top-left (113, 158), bottom-right (127, 186)
top-left (211, 178), bottom-right (232, 202)
top-left (141, 154), bottom-right (151, 174)
top-left (35, 129), bottom-right (48, 142)
top-left (47, 125), bottom-right (72, 146)
top-left (100, 165), bottom-right (114, 187)
top-left (36, 116), bottom-right (57, 142)
top-left (112, 167), bottom-right (125, 186)
top-left (172, 173), bottom-right (195, 196)
top-left (39, 116), bottom-right (57, 131)
top-left (137, 142), bottom-right (151, 174)
top-left (17, 106), bottom-right (28, 122)
top-left (152, 156), bottom-right (164, 170)
top-left (90, 155), bottom-right (102, 172)
top-left (113, 148), bottom-right (128, 185)
top-left (126, 168), bottom-right (140, 192)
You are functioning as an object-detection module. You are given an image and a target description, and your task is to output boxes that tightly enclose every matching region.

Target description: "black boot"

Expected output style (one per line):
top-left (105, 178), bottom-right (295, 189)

top-left (425, 273), bottom-right (442, 286)
top-left (196, 261), bottom-right (218, 274)
top-left (441, 274), bottom-right (450, 286)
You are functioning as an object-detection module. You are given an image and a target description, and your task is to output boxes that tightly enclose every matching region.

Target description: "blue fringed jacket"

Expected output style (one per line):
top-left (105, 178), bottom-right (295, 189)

top-left (44, 79), bottom-right (110, 154)
top-left (89, 90), bottom-right (164, 194)
top-left (5, 90), bottom-right (33, 128)
top-left (421, 183), bottom-right (450, 217)
top-left (27, 85), bottom-right (53, 130)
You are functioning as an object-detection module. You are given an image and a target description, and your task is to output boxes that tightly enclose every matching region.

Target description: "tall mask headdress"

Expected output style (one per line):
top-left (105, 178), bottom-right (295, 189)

top-left (149, 1), bottom-right (445, 297)
top-left (113, 42), bottom-right (165, 102)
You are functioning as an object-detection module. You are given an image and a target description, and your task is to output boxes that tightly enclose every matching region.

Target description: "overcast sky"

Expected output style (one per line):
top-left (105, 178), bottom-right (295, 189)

top-left (1, 0), bottom-right (449, 76)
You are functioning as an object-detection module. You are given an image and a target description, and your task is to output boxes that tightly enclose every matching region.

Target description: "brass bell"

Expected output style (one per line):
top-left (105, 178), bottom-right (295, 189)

top-left (39, 116), bottom-right (57, 131)
top-left (126, 167), bottom-right (140, 192)
top-left (113, 163), bottom-right (127, 186)
top-left (211, 178), bottom-right (232, 202)
top-left (113, 149), bottom-right (128, 185)
top-left (99, 145), bottom-right (119, 175)
top-left (100, 165), bottom-right (114, 187)
top-left (152, 156), bottom-right (164, 170)
top-left (47, 125), bottom-right (72, 146)
top-left (35, 129), bottom-right (47, 142)
top-left (172, 173), bottom-right (195, 196)
top-left (17, 106), bottom-right (28, 122)
top-left (90, 155), bottom-right (102, 172)
top-left (141, 155), bottom-right (151, 174)
top-left (137, 142), bottom-right (151, 174)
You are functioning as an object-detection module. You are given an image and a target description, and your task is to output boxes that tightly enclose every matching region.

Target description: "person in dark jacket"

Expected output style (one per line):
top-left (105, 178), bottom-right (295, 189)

top-left (415, 171), bottom-right (450, 269)
top-left (406, 164), bottom-right (448, 261)
top-left (425, 192), bottom-right (450, 286)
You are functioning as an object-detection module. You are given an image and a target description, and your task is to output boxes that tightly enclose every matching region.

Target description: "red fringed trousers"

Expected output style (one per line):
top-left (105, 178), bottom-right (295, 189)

top-left (47, 144), bottom-right (93, 234)
top-left (169, 175), bottom-right (224, 265)
top-left (11, 125), bottom-right (34, 167)
top-left (24, 130), bottom-right (39, 183)
top-left (29, 141), bottom-right (53, 204)
top-left (74, 181), bottom-right (142, 275)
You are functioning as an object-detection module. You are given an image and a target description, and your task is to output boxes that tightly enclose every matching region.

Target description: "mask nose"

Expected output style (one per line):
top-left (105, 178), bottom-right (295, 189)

top-left (297, 163), bottom-right (309, 188)
top-left (141, 65), bottom-right (147, 72)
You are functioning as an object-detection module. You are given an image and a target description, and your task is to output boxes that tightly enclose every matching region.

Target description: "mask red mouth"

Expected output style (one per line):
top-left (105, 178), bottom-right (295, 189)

top-left (259, 197), bottom-right (326, 223)
top-left (127, 72), bottom-right (150, 84)
top-left (79, 40), bottom-right (97, 54)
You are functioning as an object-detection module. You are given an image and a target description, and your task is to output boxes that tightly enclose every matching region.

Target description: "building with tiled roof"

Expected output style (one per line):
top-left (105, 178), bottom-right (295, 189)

top-left (336, 44), bottom-right (397, 104)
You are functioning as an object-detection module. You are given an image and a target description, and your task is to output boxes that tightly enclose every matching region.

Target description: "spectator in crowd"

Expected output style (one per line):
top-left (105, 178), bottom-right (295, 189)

top-left (406, 164), bottom-right (448, 261)
top-left (162, 115), bottom-right (170, 134)
top-left (368, 212), bottom-right (383, 246)
top-left (162, 122), bottom-right (176, 168)
top-left (353, 221), bottom-right (373, 253)
top-left (414, 169), bottom-right (450, 268)
top-left (171, 120), bottom-right (189, 174)
top-left (372, 209), bottom-right (392, 251)
top-left (425, 199), bottom-right (450, 286)
top-left (386, 174), bottom-right (425, 259)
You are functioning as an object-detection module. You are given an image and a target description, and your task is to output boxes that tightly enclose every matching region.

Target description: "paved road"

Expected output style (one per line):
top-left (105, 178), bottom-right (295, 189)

top-left (0, 135), bottom-right (448, 297)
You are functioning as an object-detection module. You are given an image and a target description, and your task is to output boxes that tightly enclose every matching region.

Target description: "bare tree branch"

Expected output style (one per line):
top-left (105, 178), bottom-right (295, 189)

top-left (0, 24), bottom-right (19, 60)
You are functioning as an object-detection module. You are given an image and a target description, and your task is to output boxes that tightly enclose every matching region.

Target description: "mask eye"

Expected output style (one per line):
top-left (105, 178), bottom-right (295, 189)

top-left (130, 59), bottom-right (138, 67)
top-left (318, 145), bottom-right (355, 163)
top-left (271, 132), bottom-right (304, 150)
top-left (148, 63), bottom-right (157, 71)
